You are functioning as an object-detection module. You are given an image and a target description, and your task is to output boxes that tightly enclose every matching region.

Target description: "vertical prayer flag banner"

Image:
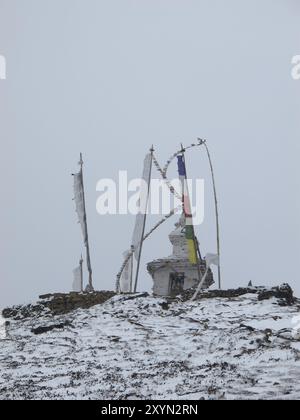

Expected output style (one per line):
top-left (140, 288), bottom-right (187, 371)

top-left (185, 225), bottom-right (198, 264)
top-left (73, 173), bottom-right (87, 245)
top-left (177, 155), bottom-right (198, 265)
top-left (120, 250), bottom-right (132, 293)
top-left (177, 155), bottom-right (186, 177)
top-left (72, 266), bottom-right (82, 292)
top-left (73, 155), bottom-right (93, 291)
top-left (132, 153), bottom-right (152, 260)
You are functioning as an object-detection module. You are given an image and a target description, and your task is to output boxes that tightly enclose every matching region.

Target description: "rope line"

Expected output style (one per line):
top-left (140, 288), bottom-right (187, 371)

top-left (152, 154), bottom-right (182, 201)
top-left (116, 139), bottom-right (206, 292)
top-left (162, 140), bottom-right (204, 176)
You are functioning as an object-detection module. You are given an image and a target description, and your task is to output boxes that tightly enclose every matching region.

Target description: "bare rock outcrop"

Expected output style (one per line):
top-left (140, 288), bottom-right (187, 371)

top-left (2, 291), bottom-right (116, 320)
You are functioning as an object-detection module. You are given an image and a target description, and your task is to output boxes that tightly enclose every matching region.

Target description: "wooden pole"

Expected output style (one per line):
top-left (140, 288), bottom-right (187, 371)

top-left (191, 266), bottom-right (209, 301)
top-left (79, 153), bottom-right (94, 291)
top-left (130, 245), bottom-right (134, 293)
top-left (79, 254), bottom-right (83, 293)
top-left (133, 146), bottom-right (154, 293)
top-left (201, 140), bottom-right (221, 289)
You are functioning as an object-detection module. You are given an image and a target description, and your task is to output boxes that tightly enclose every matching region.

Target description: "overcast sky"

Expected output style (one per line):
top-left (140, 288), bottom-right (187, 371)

top-left (0, 0), bottom-right (299, 308)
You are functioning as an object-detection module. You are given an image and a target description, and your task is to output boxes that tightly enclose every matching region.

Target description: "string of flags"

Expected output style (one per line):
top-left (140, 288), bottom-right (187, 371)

top-left (72, 139), bottom-right (221, 294)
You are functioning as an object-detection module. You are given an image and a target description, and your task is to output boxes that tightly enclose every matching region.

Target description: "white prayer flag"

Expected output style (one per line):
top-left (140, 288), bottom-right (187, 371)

top-left (120, 250), bottom-right (132, 293)
top-left (205, 253), bottom-right (220, 267)
top-left (191, 253), bottom-right (220, 301)
top-left (132, 153), bottom-right (152, 260)
top-left (72, 266), bottom-right (82, 292)
top-left (73, 172), bottom-right (87, 245)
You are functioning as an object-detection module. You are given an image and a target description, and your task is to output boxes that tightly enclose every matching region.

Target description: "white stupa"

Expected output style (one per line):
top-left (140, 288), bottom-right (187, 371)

top-left (147, 214), bottom-right (214, 296)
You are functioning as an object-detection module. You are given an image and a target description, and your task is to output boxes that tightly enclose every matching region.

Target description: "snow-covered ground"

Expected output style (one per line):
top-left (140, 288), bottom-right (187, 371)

top-left (0, 293), bottom-right (300, 400)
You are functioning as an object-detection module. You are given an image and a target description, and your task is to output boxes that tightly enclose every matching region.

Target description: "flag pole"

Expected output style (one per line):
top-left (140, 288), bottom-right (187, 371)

top-left (79, 153), bottom-right (94, 292)
top-left (180, 144), bottom-right (203, 286)
top-left (80, 254), bottom-right (83, 293)
top-left (191, 266), bottom-right (209, 301)
top-left (198, 139), bottom-right (221, 289)
top-left (133, 146), bottom-right (154, 293)
top-left (130, 245), bottom-right (134, 293)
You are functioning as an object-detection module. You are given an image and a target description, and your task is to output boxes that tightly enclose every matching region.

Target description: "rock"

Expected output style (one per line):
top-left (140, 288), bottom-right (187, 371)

top-left (119, 292), bottom-right (149, 301)
top-left (2, 303), bottom-right (48, 320)
top-left (46, 291), bottom-right (116, 315)
top-left (179, 287), bottom-right (260, 302)
top-left (292, 329), bottom-right (300, 340)
top-left (240, 324), bottom-right (255, 332)
top-left (179, 284), bottom-right (296, 306)
top-left (38, 294), bottom-right (53, 300)
top-left (2, 291), bottom-right (116, 319)
top-left (159, 301), bottom-right (170, 310)
top-left (31, 321), bottom-right (72, 335)
top-left (258, 284), bottom-right (294, 305)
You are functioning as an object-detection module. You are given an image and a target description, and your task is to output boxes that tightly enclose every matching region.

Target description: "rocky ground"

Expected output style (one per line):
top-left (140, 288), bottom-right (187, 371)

top-left (1, 286), bottom-right (300, 400)
top-left (2, 291), bottom-right (115, 319)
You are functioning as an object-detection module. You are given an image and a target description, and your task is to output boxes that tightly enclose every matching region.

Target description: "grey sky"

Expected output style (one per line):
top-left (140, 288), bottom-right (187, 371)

top-left (0, 0), bottom-right (299, 308)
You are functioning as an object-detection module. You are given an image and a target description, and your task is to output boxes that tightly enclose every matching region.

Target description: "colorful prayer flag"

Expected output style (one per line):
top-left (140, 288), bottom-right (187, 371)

top-left (177, 155), bottom-right (198, 265)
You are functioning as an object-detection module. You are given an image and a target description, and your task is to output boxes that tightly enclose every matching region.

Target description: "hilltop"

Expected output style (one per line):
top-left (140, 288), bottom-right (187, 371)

top-left (0, 285), bottom-right (300, 400)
